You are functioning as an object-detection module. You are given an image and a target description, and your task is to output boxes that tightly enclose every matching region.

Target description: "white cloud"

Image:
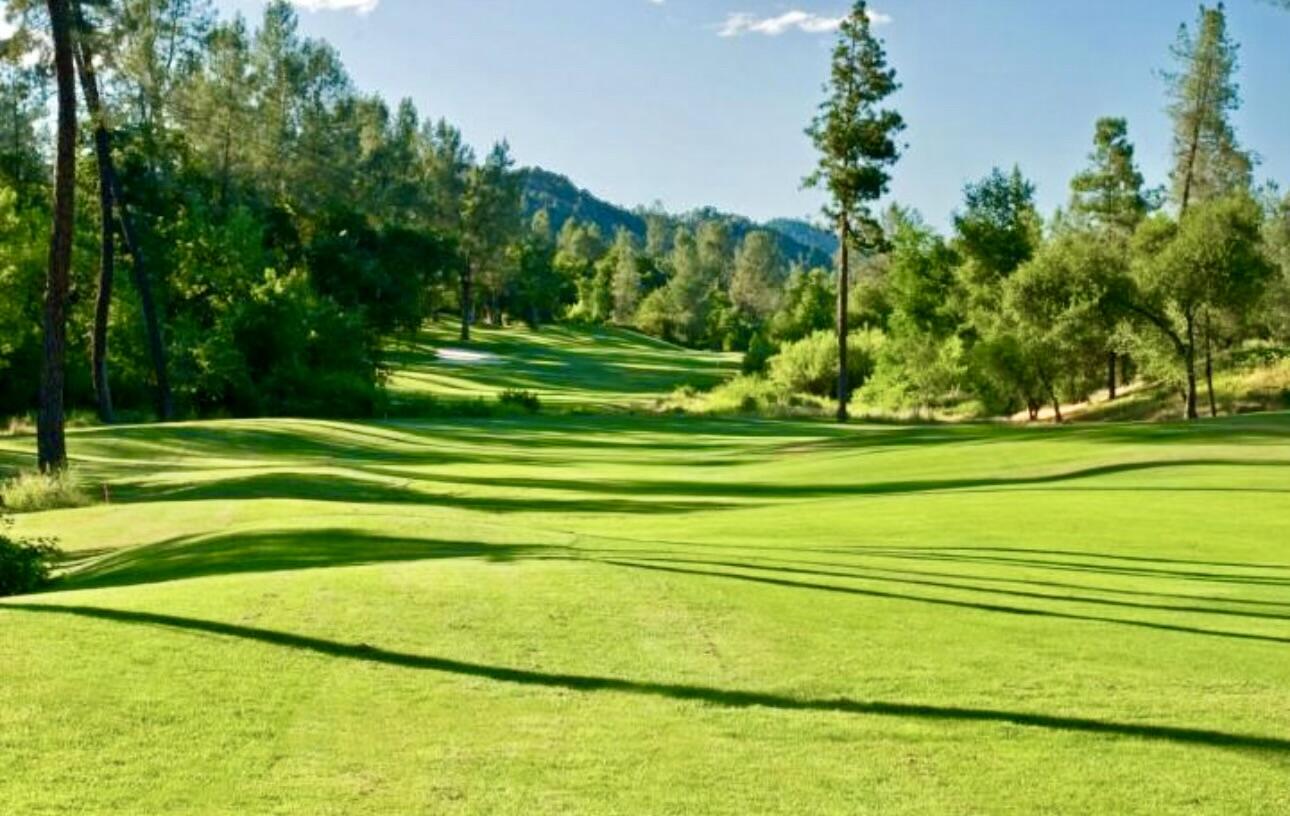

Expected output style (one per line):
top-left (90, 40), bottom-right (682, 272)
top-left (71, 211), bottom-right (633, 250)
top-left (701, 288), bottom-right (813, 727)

top-left (718, 8), bottom-right (890, 38)
top-left (287, 0), bottom-right (380, 14)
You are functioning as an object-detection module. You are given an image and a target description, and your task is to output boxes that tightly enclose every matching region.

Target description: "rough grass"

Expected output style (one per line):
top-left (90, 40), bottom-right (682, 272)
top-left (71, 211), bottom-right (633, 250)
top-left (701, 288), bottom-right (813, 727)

top-left (0, 469), bottom-right (90, 513)
top-left (2, 326), bottom-right (1289, 814)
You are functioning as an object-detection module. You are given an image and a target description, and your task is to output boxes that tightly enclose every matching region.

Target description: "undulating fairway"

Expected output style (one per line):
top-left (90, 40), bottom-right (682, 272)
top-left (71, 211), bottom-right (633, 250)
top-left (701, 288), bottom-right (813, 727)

top-left (3, 327), bottom-right (1290, 814)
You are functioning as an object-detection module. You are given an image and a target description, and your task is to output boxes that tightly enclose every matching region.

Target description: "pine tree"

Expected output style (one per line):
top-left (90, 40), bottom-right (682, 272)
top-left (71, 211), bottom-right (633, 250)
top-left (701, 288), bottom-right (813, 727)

top-left (1069, 117), bottom-right (1152, 398)
top-left (38, 0), bottom-right (76, 472)
top-left (1166, 4), bottom-right (1251, 214)
top-left (806, 0), bottom-right (903, 422)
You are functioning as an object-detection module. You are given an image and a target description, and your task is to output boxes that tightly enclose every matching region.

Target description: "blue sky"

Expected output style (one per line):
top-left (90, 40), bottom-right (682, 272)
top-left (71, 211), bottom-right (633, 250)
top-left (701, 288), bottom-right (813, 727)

top-left (217, 1), bottom-right (1290, 229)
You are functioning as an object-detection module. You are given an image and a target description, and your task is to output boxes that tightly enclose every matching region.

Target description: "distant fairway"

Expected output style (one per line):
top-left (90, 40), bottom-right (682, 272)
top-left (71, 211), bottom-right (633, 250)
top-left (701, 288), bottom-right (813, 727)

top-left (383, 322), bottom-right (739, 406)
top-left (3, 327), bottom-right (1290, 814)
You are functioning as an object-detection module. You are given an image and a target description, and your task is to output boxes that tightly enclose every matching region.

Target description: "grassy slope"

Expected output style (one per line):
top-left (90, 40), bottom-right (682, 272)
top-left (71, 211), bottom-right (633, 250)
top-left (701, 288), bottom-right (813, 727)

top-left (383, 322), bottom-right (738, 407)
top-left (3, 327), bottom-right (1290, 814)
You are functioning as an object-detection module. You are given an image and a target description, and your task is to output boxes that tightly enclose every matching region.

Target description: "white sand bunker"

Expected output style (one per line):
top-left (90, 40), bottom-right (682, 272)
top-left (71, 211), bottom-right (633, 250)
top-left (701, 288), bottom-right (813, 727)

top-left (436, 347), bottom-right (502, 365)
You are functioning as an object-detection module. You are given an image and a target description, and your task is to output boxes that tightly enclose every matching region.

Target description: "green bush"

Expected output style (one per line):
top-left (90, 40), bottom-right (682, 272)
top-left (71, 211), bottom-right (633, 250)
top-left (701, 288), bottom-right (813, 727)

top-left (0, 514), bottom-right (61, 597)
top-left (768, 329), bottom-right (884, 398)
top-left (742, 332), bottom-right (775, 375)
top-left (498, 389), bottom-right (542, 413)
top-left (1, 470), bottom-right (89, 513)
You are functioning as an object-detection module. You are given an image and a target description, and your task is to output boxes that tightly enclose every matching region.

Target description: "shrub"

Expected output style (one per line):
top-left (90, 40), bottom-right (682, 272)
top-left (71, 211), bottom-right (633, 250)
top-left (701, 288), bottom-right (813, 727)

top-left (768, 329), bottom-right (883, 398)
top-left (498, 389), bottom-right (541, 413)
top-left (742, 332), bottom-right (775, 375)
top-left (0, 514), bottom-right (61, 597)
top-left (1, 470), bottom-right (89, 513)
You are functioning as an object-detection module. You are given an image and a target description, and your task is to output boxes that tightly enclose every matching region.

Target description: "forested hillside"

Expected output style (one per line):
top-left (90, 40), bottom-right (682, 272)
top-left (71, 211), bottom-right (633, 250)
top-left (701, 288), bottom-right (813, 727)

top-left (520, 167), bottom-right (835, 269)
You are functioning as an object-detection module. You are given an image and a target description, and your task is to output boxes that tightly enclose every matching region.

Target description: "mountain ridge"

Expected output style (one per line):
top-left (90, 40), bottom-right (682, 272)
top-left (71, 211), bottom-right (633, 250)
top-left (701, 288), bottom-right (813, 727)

top-left (520, 167), bottom-right (837, 268)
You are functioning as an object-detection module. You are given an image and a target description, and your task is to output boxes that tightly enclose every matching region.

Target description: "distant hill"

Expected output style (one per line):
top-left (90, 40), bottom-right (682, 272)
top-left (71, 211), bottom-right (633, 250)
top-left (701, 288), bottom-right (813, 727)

top-left (519, 167), bottom-right (836, 268)
top-left (520, 167), bottom-right (647, 242)
top-left (764, 217), bottom-right (839, 258)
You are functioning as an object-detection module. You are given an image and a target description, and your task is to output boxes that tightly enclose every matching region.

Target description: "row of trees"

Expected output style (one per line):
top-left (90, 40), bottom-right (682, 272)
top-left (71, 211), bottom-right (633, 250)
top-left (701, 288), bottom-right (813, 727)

top-left (3, 0), bottom-right (540, 469)
top-left (753, 1), bottom-right (1288, 422)
top-left (5, 0), bottom-right (1290, 473)
top-left (2, 0), bottom-right (838, 471)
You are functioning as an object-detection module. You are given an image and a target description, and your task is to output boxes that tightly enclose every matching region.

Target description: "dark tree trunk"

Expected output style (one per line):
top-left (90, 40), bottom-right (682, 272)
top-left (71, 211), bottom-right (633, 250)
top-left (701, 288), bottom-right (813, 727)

top-left (117, 196), bottom-right (173, 421)
top-left (73, 7), bottom-right (172, 422)
top-left (1204, 311), bottom-right (1217, 418)
top-left (90, 179), bottom-right (114, 423)
top-left (75, 4), bottom-right (114, 423)
top-left (835, 214), bottom-right (850, 423)
top-left (1106, 351), bottom-right (1117, 401)
top-left (38, 0), bottom-right (77, 473)
top-left (1052, 397), bottom-right (1063, 424)
top-left (1184, 314), bottom-right (1199, 420)
top-left (460, 261), bottom-right (473, 342)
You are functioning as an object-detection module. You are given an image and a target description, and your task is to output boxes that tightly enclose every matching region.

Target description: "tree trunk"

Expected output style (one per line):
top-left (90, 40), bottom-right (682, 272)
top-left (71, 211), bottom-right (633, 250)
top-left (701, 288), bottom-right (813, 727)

top-left (38, 0), bottom-right (77, 473)
top-left (118, 197), bottom-right (173, 421)
top-left (1106, 351), bottom-right (1117, 400)
top-left (460, 261), bottom-right (473, 342)
top-left (90, 181), bottom-right (114, 424)
top-left (1204, 310), bottom-right (1217, 418)
top-left (1052, 397), bottom-right (1063, 424)
top-left (73, 5), bottom-right (173, 422)
top-left (835, 214), bottom-right (850, 423)
top-left (1184, 314), bottom-right (1199, 420)
top-left (75, 5), bottom-right (114, 423)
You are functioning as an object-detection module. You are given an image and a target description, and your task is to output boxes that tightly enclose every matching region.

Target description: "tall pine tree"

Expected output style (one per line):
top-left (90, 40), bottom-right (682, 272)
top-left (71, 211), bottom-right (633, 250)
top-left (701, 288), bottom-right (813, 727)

top-left (806, 0), bottom-right (903, 422)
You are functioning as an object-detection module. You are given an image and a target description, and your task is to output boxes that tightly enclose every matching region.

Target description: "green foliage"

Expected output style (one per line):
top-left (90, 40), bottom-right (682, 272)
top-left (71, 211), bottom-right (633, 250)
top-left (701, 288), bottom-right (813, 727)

top-left (497, 389), bottom-right (541, 413)
top-left (805, 0), bottom-right (904, 234)
top-left (1166, 4), bottom-right (1251, 211)
top-left (955, 166), bottom-right (1042, 285)
top-left (1069, 118), bottom-right (1154, 234)
top-left (768, 267), bottom-right (835, 343)
top-left (863, 330), bottom-right (965, 414)
top-left (768, 329), bottom-right (883, 398)
top-left (741, 332), bottom-right (776, 375)
top-left (0, 513), bottom-right (60, 597)
top-left (187, 269), bottom-right (380, 417)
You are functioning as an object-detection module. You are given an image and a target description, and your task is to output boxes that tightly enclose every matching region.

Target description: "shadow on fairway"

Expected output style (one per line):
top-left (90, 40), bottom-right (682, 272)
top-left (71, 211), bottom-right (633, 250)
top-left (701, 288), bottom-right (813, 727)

top-left (58, 530), bottom-right (551, 591)
top-left (105, 472), bottom-right (744, 515)
top-left (578, 553), bottom-right (1290, 621)
top-left (403, 457), bottom-right (1290, 501)
top-left (594, 559), bottom-right (1290, 646)
top-left (5, 602), bottom-right (1288, 756)
top-left (95, 455), bottom-right (1290, 514)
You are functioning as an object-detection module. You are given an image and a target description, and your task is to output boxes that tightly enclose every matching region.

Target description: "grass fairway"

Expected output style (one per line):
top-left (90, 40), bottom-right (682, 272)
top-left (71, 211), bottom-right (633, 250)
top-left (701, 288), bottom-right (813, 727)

top-left (383, 322), bottom-right (738, 406)
top-left (3, 328), bottom-right (1290, 814)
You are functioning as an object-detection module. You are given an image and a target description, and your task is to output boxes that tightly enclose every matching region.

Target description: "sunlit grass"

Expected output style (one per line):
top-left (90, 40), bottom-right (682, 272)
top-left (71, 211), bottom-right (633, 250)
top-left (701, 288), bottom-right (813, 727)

top-left (2, 327), bottom-right (1289, 814)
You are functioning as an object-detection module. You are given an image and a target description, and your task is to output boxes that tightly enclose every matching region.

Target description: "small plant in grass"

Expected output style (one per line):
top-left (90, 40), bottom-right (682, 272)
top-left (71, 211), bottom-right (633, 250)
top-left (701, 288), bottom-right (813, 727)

top-left (498, 389), bottom-right (541, 413)
top-left (1, 470), bottom-right (90, 513)
top-left (0, 512), bottom-right (61, 597)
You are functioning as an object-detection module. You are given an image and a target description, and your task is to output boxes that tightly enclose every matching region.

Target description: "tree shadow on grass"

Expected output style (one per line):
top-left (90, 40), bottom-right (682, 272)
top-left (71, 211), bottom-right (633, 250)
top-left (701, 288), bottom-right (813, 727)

top-left (593, 559), bottom-right (1290, 646)
top-left (56, 530), bottom-right (553, 592)
top-left (396, 457), bottom-right (1290, 502)
top-left (4, 602), bottom-right (1288, 756)
top-left (105, 472), bottom-right (744, 515)
top-left (575, 552), bottom-right (1290, 622)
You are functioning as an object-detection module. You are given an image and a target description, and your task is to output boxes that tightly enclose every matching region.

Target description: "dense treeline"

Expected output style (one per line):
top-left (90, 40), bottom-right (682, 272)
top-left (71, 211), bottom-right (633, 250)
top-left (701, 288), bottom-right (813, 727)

top-left (687, 3), bottom-right (1290, 422)
top-left (0, 0), bottom-right (838, 429)
top-left (2, 0), bottom-right (1289, 443)
top-left (1, 0), bottom-right (495, 421)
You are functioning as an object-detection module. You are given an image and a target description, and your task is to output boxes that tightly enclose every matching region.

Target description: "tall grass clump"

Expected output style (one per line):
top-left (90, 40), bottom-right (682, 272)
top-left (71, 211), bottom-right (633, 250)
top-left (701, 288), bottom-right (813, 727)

top-left (1, 470), bottom-right (90, 513)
